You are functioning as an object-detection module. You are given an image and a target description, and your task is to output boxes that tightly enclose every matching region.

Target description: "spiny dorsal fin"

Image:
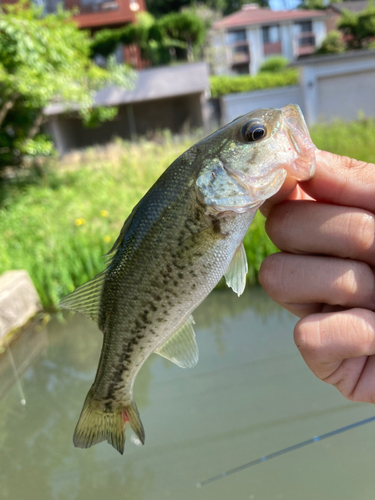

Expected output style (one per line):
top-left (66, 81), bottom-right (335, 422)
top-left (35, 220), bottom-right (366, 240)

top-left (224, 242), bottom-right (248, 297)
top-left (59, 269), bottom-right (106, 324)
top-left (155, 316), bottom-right (198, 368)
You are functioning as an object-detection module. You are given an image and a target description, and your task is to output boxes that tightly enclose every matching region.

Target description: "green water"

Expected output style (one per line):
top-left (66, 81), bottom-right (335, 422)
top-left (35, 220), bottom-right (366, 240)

top-left (0, 287), bottom-right (374, 500)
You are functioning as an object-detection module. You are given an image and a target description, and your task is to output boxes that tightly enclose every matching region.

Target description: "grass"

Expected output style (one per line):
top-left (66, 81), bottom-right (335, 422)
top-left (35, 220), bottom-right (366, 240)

top-left (1, 118), bottom-right (375, 309)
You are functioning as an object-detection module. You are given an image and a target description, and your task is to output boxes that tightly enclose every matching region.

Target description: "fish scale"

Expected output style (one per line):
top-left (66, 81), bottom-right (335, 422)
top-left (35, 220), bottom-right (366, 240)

top-left (59, 104), bottom-right (316, 454)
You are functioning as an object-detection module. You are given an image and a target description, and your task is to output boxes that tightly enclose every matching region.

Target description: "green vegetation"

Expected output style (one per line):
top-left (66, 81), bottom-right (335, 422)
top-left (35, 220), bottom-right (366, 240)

top-left (314, 5), bottom-right (375, 54)
top-left (338, 5), bottom-right (375, 50)
top-left (0, 2), bottom-right (134, 172)
top-left (91, 10), bottom-right (206, 64)
top-left (259, 56), bottom-right (289, 73)
top-left (1, 119), bottom-right (375, 309)
top-left (210, 70), bottom-right (298, 98)
top-left (145, 0), bottom-right (269, 18)
top-left (315, 31), bottom-right (346, 55)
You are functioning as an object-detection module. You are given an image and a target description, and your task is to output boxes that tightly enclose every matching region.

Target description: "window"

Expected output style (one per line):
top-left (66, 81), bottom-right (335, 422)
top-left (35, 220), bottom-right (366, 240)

top-left (262, 25), bottom-right (280, 44)
top-left (227, 30), bottom-right (247, 45)
top-left (295, 21), bottom-right (312, 33)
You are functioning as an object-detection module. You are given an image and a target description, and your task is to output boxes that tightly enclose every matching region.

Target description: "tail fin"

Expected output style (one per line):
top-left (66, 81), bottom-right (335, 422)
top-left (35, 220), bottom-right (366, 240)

top-left (73, 392), bottom-right (145, 455)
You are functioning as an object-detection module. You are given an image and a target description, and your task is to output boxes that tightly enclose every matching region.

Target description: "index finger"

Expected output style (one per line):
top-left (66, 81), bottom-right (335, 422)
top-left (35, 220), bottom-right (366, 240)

top-left (260, 179), bottom-right (312, 217)
top-left (300, 151), bottom-right (375, 214)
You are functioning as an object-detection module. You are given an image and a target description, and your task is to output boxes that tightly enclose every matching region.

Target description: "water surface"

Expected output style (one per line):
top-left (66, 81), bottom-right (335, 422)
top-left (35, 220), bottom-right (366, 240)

top-left (0, 287), bottom-right (374, 500)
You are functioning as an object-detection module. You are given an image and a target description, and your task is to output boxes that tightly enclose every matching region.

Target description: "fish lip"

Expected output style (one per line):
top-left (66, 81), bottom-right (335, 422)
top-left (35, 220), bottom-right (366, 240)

top-left (281, 104), bottom-right (316, 181)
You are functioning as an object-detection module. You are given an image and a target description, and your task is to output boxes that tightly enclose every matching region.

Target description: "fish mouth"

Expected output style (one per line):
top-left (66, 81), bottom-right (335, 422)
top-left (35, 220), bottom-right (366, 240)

top-left (281, 104), bottom-right (316, 181)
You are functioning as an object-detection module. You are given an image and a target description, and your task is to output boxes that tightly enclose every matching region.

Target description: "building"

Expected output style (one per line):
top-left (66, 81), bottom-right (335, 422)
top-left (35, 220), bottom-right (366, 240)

top-left (44, 62), bottom-right (211, 154)
top-left (210, 3), bottom-right (328, 75)
top-left (35, 0), bottom-right (145, 30)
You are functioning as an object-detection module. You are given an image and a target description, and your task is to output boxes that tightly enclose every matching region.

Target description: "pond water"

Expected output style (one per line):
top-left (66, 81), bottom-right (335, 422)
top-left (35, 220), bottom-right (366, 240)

top-left (0, 287), bottom-right (375, 500)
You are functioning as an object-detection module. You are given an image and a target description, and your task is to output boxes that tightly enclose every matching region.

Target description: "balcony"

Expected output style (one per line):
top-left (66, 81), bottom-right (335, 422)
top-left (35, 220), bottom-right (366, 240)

top-left (227, 40), bottom-right (250, 66)
top-left (263, 41), bottom-right (282, 56)
top-left (36, 0), bottom-right (141, 29)
top-left (64, 0), bottom-right (118, 14)
top-left (294, 32), bottom-right (316, 57)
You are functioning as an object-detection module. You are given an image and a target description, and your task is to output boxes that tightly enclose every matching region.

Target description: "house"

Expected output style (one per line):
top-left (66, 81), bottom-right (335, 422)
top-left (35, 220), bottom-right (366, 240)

top-left (44, 62), bottom-right (211, 154)
top-left (30, 0), bottom-right (147, 68)
top-left (36, 0), bottom-right (146, 30)
top-left (210, 3), bottom-right (328, 75)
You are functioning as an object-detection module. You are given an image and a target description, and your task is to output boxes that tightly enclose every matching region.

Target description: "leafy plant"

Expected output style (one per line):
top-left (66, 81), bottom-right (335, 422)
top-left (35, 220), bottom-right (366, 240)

top-left (259, 56), bottom-right (289, 73)
top-left (315, 30), bottom-right (346, 55)
top-left (210, 70), bottom-right (298, 97)
top-left (0, 1), bottom-right (136, 171)
top-left (338, 5), bottom-right (375, 49)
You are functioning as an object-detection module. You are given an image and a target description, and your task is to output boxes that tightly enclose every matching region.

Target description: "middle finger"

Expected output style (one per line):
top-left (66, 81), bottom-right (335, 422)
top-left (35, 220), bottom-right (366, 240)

top-left (266, 201), bottom-right (375, 267)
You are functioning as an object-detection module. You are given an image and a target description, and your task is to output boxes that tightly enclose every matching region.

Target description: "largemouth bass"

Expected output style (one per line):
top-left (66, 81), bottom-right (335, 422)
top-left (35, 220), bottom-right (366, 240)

top-left (60, 104), bottom-right (316, 454)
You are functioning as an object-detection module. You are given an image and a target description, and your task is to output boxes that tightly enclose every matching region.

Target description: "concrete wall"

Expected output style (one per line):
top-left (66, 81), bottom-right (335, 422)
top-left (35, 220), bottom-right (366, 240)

top-left (220, 85), bottom-right (304, 124)
top-left (299, 49), bottom-right (375, 124)
top-left (221, 50), bottom-right (375, 126)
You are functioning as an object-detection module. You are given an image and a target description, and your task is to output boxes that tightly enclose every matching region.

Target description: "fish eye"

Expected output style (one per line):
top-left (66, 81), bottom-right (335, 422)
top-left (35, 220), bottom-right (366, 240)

top-left (241, 122), bottom-right (267, 142)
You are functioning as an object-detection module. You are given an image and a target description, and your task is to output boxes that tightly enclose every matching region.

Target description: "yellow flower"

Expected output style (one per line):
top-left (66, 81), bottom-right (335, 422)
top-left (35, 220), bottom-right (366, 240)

top-left (75, 218), bottom-right (86, 226)
top-left (104, 235), bottom-right (111, 243)
top-left (100, 210), bottom-right (109, 217)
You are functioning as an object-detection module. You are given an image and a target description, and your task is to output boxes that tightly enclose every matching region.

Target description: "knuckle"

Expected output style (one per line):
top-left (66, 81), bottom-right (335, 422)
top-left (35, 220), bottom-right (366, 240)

top-left (259, 253), bottom-right (286, 301)
top-left (265, 203), bottom-right (292, 248)
top-left (346, 210), bottom-right (375, 255)
top-left (293, 317), bottom-right (321, 355)
top-left (334, 262), bottom-right (375, 308)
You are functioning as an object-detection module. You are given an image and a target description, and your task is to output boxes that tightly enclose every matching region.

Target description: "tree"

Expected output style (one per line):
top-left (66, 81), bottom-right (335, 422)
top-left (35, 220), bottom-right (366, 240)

top-left (157, 11), bottom-right (206, 61)
top-left (0, 2), bottom-right (136, 170)
top-left (91, 11), bottom-right (206, 65)
top-left (145, 0), bottom-right (269, 18)
top-left (338, 5), bottom-right (375, 49)
top-left (315, 30), bottom-right (346, 54)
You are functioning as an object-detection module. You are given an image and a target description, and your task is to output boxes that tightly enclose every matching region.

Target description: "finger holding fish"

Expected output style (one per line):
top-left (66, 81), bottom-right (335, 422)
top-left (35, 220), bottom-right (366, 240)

top-left (260, 151), bottom-right (375, 404)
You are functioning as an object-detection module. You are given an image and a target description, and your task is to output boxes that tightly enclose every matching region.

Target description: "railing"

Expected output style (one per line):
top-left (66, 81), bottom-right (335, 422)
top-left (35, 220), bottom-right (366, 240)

top-left (227, 41), bottom-right (250, 66)
top-left (41, 0), bottom-right (119, 14)
top-left (293, 32), bottom-right (316, 56)
top-left (263, 41), bottom-right (282, 56)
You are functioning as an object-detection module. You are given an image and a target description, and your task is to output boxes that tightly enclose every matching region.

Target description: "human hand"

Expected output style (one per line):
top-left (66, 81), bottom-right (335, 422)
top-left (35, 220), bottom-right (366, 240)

top-left (259, 151), bottom-right (375, 404)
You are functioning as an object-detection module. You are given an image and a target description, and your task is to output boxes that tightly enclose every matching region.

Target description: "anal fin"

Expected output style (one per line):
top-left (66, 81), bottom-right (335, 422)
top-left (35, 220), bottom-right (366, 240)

top-left (224, 242), bottom-right (248, 297)
top-left (155, 315), bottom-right (198, 368)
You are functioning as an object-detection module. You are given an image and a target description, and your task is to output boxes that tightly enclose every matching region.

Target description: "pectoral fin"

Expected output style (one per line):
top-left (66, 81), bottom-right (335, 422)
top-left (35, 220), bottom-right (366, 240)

top-left (224, 242), bottom-right (248, 296)
top-left (59, 269), bottom-right (106, 324)
top-left (155, 316), bottom-right (198, 368)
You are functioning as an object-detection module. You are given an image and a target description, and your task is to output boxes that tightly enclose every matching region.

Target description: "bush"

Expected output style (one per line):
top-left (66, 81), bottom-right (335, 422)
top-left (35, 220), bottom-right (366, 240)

top-left (210, 69), bottom-right (298, 97)
top-left (259, 56), bottom-right (289, 73)
top-left (315, 31), bottom-right (345, 55)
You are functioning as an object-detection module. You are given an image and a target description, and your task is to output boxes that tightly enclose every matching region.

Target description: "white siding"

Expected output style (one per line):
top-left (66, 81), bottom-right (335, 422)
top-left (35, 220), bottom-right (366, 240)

top-left (221, 85), bottom-right (304, 124)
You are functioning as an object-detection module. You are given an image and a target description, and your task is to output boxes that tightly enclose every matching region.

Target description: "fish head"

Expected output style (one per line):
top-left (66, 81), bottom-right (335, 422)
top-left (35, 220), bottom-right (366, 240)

top-left (196, 104), bottom-right (316, 214)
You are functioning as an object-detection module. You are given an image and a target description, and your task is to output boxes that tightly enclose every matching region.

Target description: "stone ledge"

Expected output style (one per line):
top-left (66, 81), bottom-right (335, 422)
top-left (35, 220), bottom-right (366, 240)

top-left (0, 270), bottom-right (42, 344)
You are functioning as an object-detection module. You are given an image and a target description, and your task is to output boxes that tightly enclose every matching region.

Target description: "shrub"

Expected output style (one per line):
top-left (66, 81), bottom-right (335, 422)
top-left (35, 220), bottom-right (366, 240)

top-left (210, 69), bottom-right (298, 97)
top-left (315, 31), bottom-right (345, 55)
top-left (259, 56), bottom-right (289, 73)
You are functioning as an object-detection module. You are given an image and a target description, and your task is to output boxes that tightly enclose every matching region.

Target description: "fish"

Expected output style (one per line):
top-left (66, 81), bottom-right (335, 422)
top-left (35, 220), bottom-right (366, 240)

top-left (59, 104), bottom-right (316, 455)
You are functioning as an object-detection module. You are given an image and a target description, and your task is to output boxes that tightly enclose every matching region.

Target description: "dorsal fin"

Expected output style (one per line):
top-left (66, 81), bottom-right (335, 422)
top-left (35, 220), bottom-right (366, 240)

top-left (224, 242), bottom-right (248, 297)
top-left (155, 316), bottom-right (198, 368)
top-left (59, 270), bottom-right (106, 324)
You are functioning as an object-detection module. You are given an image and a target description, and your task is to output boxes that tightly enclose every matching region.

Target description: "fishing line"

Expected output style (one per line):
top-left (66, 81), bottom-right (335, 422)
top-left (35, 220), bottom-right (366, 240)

top-left (197, 415), bottom-right (375, 488)
top-left (6, 341), bottom-right (26, 407)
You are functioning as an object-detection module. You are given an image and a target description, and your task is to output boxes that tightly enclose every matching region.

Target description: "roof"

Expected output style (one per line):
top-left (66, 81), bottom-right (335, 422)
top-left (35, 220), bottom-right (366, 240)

top-left (330, 0), bottom-right (370, 13)
top-left (213, 5), bottom-right (326, 29)
top-left (291, 47), bottom-right (375, 65)
top-left (45, 62), bottom-right (209, 116)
